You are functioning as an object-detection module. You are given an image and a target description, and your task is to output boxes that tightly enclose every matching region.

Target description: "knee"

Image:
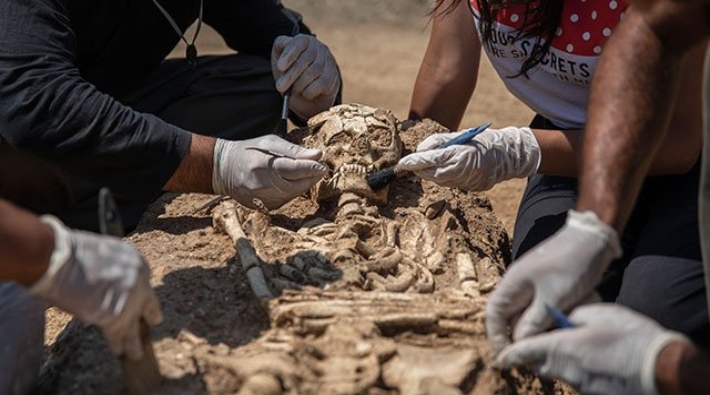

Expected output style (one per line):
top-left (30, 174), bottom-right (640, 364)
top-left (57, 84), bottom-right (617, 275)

top-left (0, 283), bottom-right (45, 395)
top-left (617, 256), bottom-right (709, 340)
top-left (511, 211), bottom-right (568, 260)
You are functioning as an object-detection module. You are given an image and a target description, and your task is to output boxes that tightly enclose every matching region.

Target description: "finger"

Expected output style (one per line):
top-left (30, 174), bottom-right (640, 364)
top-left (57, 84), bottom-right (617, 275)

top-left (276, 54), bottom-right (313, 93)
top-left (275, 39), bottom-right (315, 93)
top-left (290, 62), bottom-right (320, 97)
top-left (485, 271), bottom-right (535, 356)
top-left (142, 291), bottom-right (163, 327)
top-left (103, 326), bottom-right (125, 357)
top-left (416, 132), bottom-right (463, 151)
top-left (277, 35), bottom-right (312, 72)
top-left (397, 148), bottom-right (457, 172)
top-left (272, 157), bottom-right (329, 180)
top-left (432, 161), bottom-right (475, 185)
top-left (496, 339), bottom-right (547, 370)
top-left (122, 320), bottom-right (144, 361)
top-left (497, 329), bottom-right (594, 391)
top-left (267, 176), bottom-right (323, 209)
top-left (513, 296), bottom-right (554, 341)
top-left (271, 35), bottom-right (293, 69)
top-left (300, 70), bottom-right (339, 101)
top-left (289, 46), bottom-right (327, 96)
top-left (255, 135), bottom-right (323, 160)
top-left (569, 303), bottom-right (646, 327)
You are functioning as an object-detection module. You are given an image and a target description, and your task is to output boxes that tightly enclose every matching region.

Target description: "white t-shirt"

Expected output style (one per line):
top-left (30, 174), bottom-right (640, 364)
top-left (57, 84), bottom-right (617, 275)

top-left (469, 0), bottom-right (626, 129)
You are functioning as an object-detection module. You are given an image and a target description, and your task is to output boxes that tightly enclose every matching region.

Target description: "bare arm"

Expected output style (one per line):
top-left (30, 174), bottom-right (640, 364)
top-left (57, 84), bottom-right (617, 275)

top-left (409, 0), bottom-right (702, 178)
top-left (163, 133), bottom-right (216, 193)
top-left (656, 340), bottom-right (710, 395)
top-left (409, 0), bottom-right (481, 130)
top-left (0, 200), bottom-right (53, 286)
top-left (577, 0), bottom-right (710, 231)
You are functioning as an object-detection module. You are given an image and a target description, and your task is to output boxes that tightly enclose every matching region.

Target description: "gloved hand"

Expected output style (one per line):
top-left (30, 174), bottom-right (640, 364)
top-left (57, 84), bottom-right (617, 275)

top-left (212, 134), bottom-right (329, 210)
top-left (397, 126), bottom-right (541, 191)
top-left (496, 304), bottom-right (689, 395)
top-left (486, 210), bottom-right (622, 356)
top-left (271, 34), bottom-right (340, 119)
top-left (29, 216), bottom-right (162, 360)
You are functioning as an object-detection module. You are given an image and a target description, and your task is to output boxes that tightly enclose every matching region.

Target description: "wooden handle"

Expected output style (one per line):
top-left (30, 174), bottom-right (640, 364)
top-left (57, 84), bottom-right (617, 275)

top-left (121, 319), bottom-right (162, 395)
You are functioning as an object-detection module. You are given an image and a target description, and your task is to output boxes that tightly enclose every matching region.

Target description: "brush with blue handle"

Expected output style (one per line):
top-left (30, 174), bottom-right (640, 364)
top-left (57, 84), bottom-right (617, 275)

top-left (545, 304), bottom-right (577, 329)
top-left (366, 121), bottom-right (492, 191)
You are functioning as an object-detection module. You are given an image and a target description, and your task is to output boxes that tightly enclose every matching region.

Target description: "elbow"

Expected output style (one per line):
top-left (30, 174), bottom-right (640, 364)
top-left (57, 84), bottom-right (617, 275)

top-left (654, 134), bottom-right (702, 175)
top-left (673, 145), bottom-right (701, 174)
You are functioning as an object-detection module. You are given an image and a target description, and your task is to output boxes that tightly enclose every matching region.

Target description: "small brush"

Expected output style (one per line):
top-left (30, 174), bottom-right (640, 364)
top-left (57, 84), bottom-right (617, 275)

top-left (366, 121), bottom-right (492, 191)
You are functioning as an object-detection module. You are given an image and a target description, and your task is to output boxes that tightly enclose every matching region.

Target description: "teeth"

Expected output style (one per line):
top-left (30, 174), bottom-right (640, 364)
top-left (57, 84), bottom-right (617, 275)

top-left (338, 164), bottom-right (368, 175)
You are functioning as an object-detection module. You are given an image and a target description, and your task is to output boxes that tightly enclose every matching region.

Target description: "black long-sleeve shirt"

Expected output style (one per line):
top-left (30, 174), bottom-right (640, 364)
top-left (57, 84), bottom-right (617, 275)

top-left (0, 0), bottom-right (311, 202)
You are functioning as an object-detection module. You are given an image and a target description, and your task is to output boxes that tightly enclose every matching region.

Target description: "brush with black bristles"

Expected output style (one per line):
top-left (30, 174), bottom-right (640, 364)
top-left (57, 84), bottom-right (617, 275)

top-left (366, 121), bottom-right (492, 191)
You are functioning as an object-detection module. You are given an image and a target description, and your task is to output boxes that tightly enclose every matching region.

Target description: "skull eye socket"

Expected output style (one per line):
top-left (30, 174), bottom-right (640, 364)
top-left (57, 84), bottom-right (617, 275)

top-left (369, 128), bottom-right (393, 149)
top-left (327, 131), bottom-right (351, 146)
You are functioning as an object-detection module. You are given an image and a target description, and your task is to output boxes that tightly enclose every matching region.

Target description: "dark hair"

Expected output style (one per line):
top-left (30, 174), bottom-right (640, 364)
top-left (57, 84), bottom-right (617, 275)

top-left (434, 0), bottom-right (563, 78)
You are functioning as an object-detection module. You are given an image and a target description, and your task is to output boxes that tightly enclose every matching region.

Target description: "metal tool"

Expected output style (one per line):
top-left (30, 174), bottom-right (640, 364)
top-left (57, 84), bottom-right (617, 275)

top-left (274, 8), bottom-right (302, 137)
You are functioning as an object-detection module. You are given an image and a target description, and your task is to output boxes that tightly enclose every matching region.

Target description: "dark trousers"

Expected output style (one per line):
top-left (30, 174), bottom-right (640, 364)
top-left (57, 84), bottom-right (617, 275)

top-left (512, 115), bottom-right (710, 348)
top-left (0, 54), bottom-right (281, 232)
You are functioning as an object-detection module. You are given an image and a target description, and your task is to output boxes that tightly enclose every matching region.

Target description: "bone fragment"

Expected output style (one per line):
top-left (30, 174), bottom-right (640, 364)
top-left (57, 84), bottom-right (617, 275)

top-left (366, 248), bottom-right (402, 274)
top-left (384, 270), bottom-right (416, 293)
top-left (456, 253), bottom-right (481, 298)
top-left (424, 200), bottom-right (447, 219)
top-left (213, 201), bottom-right (273, 304)
top-left (237, 373), bottom-right (282, 395)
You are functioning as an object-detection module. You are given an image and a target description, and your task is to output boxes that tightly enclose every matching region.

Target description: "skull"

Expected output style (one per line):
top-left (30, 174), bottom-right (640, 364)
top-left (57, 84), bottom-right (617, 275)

top-left (303, 104), bottom-right (402, 205)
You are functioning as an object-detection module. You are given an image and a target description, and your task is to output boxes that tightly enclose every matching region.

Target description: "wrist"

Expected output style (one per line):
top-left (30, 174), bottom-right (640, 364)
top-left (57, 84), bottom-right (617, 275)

top-left (211, 138), bottom-right (230, 196)
top-left (29, 216), bottom-right (73, 295)
top-left (501, 126), bottom-right (542, 178)
top-left (655, 339), bottom-right (695, 395)
top-left (164, 133), bottom-right (216, 193)
top-left (0, 200), bottom-right (54, 286)
top-left (566, 209), bottom-right (623, 260)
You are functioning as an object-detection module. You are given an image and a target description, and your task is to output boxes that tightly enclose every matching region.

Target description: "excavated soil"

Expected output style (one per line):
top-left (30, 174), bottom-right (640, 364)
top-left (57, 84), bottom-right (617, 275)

top-left (37, 1), bottom-right (571, 393)
top-left (37, 118), bottom-right (573, 395)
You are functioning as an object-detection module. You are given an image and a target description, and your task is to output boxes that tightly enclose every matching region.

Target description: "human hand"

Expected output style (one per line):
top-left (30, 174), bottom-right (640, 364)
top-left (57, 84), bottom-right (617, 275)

top-left (29, 216), bottom-right (162, 360)
top-left (271, 34), bottom-right (340, 119)
top-left (396, 126), bottom-right (540, 191)
top-left (486, 210), bottom-right (622, 356)
top-left (496, 304), bottom-right (688, 395)
top-left (212, 134), bottom-right (328, 210)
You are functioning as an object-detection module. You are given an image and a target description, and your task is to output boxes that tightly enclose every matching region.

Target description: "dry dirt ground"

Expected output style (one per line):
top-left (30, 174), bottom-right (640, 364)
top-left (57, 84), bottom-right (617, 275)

top-left (39, 2), bottom-right (560, 394)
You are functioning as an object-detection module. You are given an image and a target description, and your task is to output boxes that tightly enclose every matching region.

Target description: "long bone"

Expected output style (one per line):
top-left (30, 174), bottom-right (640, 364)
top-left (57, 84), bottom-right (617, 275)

top-left (213, 201), bottom-right (274, 305)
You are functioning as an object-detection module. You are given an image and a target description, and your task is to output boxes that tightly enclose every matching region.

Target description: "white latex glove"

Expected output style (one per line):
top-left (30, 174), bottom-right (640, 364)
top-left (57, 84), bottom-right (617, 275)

top-left (496, 304), bottom-right (689, 395)
top-left (397, 126), bottom-right (541, 191)
top-left (212, 134), bottom-right (328, 210)
top-left (486, 210), bottom-right (622, 356)
top-left (271, 34), bottom-right (340, 119)
top-left (29, 216), bottom-right (162, 360)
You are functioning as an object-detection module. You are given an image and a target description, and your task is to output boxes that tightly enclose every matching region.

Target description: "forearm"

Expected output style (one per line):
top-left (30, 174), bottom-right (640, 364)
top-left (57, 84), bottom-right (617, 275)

top-left (0, 0), bottom-right (192, 202)
top-left (409, 58), bottom-right (477, 130)
top-left (0, 200), bottom-right (53, 286)
top-left (163, 133), bottom-right (216, 193)
top-left (408, 0), bottom-right (480, 130)
top-left (577, 2), bottom-right (709, 231)
top-left (656, 340), bottom-right (710, 395)
top-left (533, 122), bottom-right (696, 178)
